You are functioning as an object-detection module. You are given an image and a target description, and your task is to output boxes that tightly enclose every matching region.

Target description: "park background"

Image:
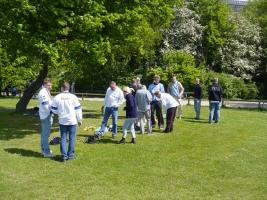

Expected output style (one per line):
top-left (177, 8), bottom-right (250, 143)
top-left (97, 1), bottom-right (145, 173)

top-left (0, 1), bottom-right (267, 199)
top-left (0, 0), bottom-right (267, 112)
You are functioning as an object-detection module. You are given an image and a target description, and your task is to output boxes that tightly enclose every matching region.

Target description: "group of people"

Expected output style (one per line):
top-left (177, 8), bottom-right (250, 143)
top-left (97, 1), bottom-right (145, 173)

top-left (38, 75), bottom-right (223, 162)
top-left (88, 75), bottom-right (186, 144)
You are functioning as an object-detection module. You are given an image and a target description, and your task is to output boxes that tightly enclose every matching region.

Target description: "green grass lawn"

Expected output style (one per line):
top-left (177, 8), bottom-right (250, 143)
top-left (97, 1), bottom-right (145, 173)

top-left (0, 97), bottom-right (267, 200)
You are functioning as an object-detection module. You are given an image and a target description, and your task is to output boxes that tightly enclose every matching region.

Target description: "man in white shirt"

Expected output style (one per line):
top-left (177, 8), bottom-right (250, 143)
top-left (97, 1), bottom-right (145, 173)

top-left (154, 91), bottom-right (178, 133)
top-left (167, 76), bottom-right (184, 119)
top-left (97, 81), bottom-right (124, 138)
top-left (38, 78), bottom-right (53, 157)
top-left (51, 82), bottom-right (82, 162)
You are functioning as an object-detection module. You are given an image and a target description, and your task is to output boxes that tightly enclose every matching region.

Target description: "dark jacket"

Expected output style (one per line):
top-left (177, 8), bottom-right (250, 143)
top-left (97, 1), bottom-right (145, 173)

top-left (193, 84), bottom-right (202, 99)
top-left (208, 83), bottom-right (223, 102)
top-left (125, 93), bottom-right (138, 118)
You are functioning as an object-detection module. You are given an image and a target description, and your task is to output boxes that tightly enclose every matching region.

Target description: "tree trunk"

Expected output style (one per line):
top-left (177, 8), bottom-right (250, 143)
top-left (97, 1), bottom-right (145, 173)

top-left (15, 62), bottom-right (49, 112)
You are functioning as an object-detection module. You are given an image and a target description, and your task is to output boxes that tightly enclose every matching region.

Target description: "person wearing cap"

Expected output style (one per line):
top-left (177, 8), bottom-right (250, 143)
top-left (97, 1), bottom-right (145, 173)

top-left (154, 91), bottom-right (178, 133)
top-left (51, 82), bottom-right (82, 162)
top-left (193, 78), bottom-right (202, 120)
top-left (38, 78), bottom-right (53, 157)
top-left (148, 75), bottom-right (165, 129)
top-left (135, 85), bottom-right (153, 134)
top-left (119, 87), bottom-right (138, 144)
top-left (167, 76), bottom-right (184, 119)
top-left (208, 77), bottom-right (223, 123)
top-left (98, 81), bottom-right (124, 138)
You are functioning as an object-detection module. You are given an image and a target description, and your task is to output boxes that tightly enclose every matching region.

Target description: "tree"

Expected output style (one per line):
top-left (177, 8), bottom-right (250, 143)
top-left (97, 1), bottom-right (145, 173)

top-left (161, 6), bottom-right (204, 62)
top-left (220, 13), bottom-right (262, 80)
top-left (187, 0), bottom-right (233, 71)
top-left (243, 0), bottom-right (267, 98)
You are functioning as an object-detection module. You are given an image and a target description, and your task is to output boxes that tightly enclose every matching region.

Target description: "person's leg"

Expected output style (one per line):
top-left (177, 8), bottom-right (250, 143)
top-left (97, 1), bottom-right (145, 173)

top-left (165, 108), bottom-right (172, 132)
top-left (111, 107), bottom-right (118, 136)
top-left (99, 107), bottom-right (112, 135)
top-left (68, 125), bottom-right (77, 159)
top-left (59, 125), bottom-right (68, 160)
top-left (194, 98), bottom-right (199, 119)
top-left (129, 119), bottom-right (136, 144)
top-left (150, 102), bottom-right (156, 127)
top-left (175, 97), bottom-right (182, 118)
top-left (170, 107), bottom-right (177, 131)
top-left (209, 102), bottom-right (215, 123)
top-left (197, 99), bottom-right (201, 119)
top-left (129, 119), bottom-right (136, 139)
top-left (120, 118), bottom-right (132, 144)
top-left (214, 102), bottom-right (220, 123)
top-left (122, 118), bottom-right (132, 139)
top-left (40, 115), bottom-right (52, 155)
top-left (155, 101), bottom-right (164, 128)
top-left (145, 110), bottom-right (152, 134)
top-left (139, 112), bottom-right (145, 134)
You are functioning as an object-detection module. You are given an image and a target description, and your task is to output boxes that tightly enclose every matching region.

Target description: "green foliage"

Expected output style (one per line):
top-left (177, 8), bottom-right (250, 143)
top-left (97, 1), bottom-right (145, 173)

top-left (141, 51), bottom-right (201, 91)
top-left (201, 71), bottom-right (259, 100)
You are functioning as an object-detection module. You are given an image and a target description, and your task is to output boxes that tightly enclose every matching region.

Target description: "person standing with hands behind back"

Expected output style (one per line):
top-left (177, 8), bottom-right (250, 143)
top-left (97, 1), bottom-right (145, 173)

top-left (193, 78), bottom-right (202, 120)
top-left (167, 76), bottom-right (184, 119)
top-left (51, 82), bottom-right (82, 162)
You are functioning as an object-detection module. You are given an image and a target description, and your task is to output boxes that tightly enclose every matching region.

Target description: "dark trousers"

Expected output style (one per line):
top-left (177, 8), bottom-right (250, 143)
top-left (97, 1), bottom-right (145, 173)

top-left (151, 101), bottom-right (164, 127)
top-left (165, 107), bottom-right (177, 132)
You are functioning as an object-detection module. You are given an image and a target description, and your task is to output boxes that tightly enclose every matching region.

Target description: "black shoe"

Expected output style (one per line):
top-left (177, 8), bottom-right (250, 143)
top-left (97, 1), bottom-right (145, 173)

top-left (130, 138), bottom-right (136, 144)
top-left (85, 134), bottom-right (99, 144)
top-left (152, 125), bottom-right (155, 128)
top-left (118, 138), bottom-right (125, 144)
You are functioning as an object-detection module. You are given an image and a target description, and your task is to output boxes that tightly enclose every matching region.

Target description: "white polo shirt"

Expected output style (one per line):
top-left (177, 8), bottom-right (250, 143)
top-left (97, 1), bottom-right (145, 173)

top-left (38, 87), bottom-right (52, 120)
top-left (158, 93), bottom-right (178, 110)
top-left (104, 87), bottom-right (125, 108)
top-left (51, 91), bottom-right (82, 125)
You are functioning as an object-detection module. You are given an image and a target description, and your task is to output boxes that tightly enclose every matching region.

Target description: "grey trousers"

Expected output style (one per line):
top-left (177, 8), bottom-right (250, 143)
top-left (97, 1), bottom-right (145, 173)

top-left (138, 110), bottom-right (152, 134)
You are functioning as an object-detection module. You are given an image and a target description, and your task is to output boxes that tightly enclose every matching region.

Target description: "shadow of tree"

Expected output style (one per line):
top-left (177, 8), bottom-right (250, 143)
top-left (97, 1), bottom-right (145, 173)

top-left (4, 148), bottom-right (43, 158)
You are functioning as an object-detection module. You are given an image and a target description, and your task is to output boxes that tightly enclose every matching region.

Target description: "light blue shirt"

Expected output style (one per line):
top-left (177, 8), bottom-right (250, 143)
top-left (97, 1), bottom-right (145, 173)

top-left (148, 82), bottom-right (165, 101)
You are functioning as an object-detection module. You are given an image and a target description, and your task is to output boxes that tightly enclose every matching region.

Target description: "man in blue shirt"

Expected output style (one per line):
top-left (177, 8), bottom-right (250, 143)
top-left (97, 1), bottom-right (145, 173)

top-left (167, 76), bottom-right (184, 119)
top-left (148, 75), bottom-right (165, 129)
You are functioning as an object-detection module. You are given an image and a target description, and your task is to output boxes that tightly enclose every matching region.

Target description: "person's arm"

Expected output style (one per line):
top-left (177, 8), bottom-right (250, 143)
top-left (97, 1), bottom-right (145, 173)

top-left (117, 89), bottom-right (125, 107)
top-left (178, 82), bottom-right (184, 97)
top-left (160, 84), bottom-right (165, 93)
top-left (39, 92), bottom-right (50, 113)
top-left (147, 91), bottom-right (152, 103)
top-left (74, 96), bottom-right (82, 124)
top-left (51, 98), bottom-right (58, 115)
top-left (167, 83), bottom-right (170, 94)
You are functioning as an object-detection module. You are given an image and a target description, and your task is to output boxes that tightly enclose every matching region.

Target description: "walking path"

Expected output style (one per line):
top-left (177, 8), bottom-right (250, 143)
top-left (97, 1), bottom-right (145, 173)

top-left (81, 98), bottom-right (267, 110)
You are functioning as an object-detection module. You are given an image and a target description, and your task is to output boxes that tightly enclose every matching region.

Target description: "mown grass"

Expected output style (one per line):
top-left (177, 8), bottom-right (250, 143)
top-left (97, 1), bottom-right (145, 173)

top-left (0, 97), bottom-right (267, 200)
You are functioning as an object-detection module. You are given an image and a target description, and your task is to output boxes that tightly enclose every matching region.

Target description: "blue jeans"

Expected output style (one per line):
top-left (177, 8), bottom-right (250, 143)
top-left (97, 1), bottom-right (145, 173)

top-left (209, 101), bottom-right (220, 123)
top-left (60, 124), bottom-right (77, 160)
top-left (99, 107), bottom-right (118, 136)
top-left (194, 98), bottom-right (201, 119)
top-left (40, 114), bottom-right (53, 155)
top-left (122, 118), bottom-right (137, 139)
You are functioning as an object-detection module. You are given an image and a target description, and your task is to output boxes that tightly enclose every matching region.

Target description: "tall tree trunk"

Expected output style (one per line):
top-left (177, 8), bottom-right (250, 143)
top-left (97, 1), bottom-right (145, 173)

top-left (15, 62), bottom-right (49, 112)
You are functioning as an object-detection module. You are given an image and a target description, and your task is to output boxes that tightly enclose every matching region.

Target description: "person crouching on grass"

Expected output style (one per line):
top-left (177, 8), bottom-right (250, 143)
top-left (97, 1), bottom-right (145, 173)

top-left (154, 91), bottom-right (178, 133)
top-left (51, 82), bottom-right (82, 162)
top-left (118, 87), bottom-right (138, 144)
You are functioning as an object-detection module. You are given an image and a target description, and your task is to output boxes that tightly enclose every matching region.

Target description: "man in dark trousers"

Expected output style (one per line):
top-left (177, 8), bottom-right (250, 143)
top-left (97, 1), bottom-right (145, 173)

top-left (193, 78), bottom-right (202, 120)
top-left (208, 78), bottom-right (223, 123)
top-left (148, 75), bottom-right (165, 129)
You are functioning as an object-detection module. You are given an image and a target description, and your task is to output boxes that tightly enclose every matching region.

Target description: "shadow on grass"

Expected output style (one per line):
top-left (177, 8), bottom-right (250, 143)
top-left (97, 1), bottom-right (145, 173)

top-left (183, 119), bottom-right (209, 124)
top-left (4, 148), bottom-right (43, 158)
